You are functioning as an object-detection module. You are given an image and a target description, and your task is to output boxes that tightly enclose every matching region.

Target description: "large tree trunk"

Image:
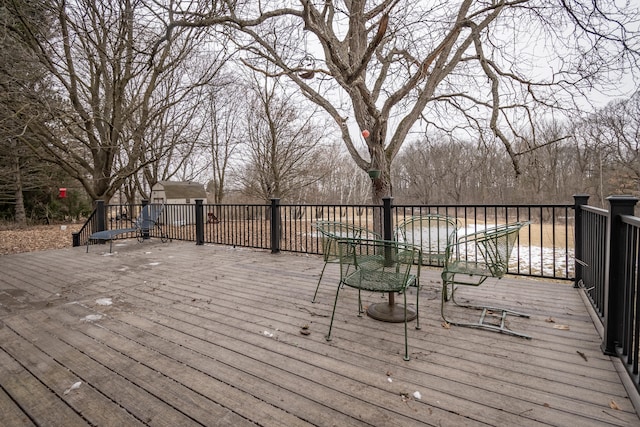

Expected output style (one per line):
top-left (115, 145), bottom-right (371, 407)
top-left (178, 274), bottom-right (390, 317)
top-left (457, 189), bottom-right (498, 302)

top-left (368, 136), bottom-right (392, 205)
top-left (13, 153), bottom-right (26, 225)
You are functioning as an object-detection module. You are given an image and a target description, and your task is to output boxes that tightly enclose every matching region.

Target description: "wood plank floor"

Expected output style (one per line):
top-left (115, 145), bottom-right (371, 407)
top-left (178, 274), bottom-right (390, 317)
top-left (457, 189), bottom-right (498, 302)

top-left (0, 240), bottom-right (638, 426)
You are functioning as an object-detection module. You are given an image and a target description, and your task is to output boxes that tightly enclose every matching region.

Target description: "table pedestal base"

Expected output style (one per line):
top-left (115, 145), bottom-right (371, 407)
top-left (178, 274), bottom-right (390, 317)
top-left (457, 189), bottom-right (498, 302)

top-left (367, 302), bottom-right (417, 323)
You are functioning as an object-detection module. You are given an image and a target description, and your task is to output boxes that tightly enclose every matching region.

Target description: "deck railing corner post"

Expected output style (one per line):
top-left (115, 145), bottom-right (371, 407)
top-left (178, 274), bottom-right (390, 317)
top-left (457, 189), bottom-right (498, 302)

top-left (271, 198), bottom-right (281, 254)
top-left (601, 195), bottom-right (638, 355)
top-left (141, 199), bottom-right (150, 240)
top-left (195, 199), bottom-right (204, 245)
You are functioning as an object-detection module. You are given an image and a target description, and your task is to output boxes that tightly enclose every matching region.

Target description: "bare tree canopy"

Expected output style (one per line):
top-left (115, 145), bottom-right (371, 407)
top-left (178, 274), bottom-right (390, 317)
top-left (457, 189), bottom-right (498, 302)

top-left (5, 0), bottom-right (227, 203)
top-left (239, 74), bottom-right (329, 203)
top-left (160, 0), bottom-right (640, 203)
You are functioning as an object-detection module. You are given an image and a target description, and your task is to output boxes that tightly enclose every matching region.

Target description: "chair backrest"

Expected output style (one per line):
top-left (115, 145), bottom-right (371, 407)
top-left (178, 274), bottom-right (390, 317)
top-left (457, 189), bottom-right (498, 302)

top-left (313, 221), bottom-right (381, 262)
top-left (453, 221), bottom-right (530, 277)
top-left (395, 214), bottom-right (461, 266)
top-left (337, 238), bottom-right (419, 292)
top-left (135, 203), bottom-right (165, 230)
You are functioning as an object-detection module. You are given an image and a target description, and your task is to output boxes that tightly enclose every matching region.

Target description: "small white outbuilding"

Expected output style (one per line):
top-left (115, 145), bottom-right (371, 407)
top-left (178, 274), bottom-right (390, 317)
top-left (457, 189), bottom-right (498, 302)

top-left (150, 181), bottom-right (207, 225)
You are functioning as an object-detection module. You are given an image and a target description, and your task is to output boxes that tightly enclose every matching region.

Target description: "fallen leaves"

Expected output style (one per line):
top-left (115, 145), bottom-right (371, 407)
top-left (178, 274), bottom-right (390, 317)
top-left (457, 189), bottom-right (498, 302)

top-left (0, 224), bottom-right (82, 255)
top-left (610, 400), bottom-right (621, 410)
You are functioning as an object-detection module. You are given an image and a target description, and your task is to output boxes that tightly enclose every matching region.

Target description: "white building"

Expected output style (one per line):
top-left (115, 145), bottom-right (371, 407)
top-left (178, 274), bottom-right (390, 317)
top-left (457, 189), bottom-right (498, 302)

top-left (150, 181), bottom-right (207, 226)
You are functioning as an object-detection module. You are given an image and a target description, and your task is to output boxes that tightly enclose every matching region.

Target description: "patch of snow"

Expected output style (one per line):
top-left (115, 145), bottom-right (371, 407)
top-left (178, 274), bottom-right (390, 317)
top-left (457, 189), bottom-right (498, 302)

top-left (81, 314), bottom-right (103, 322)
top-left (95, 298), bottom-right (112, 306)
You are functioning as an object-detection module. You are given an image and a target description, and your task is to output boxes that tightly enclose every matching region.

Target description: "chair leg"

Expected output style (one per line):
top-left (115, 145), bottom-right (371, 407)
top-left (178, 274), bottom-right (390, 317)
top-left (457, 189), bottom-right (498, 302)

top-left (403, 291), bottom-right (409, 361)
top-left (312, 262), bottom-right (329, 303)
top-left (325, 283), bottom-right (342, 342)
top-left (415, 278), bottom-right (420, 331)
top-left (157, 224), bottom-right (169, 243)
top-left (441, 279), bottom-right (532, 339)
top-left (441, 272), bottom-right (454, 301)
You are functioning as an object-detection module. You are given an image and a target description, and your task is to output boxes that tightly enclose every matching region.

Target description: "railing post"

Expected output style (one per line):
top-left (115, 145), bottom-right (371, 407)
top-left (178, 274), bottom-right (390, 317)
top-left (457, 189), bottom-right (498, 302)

top-left (96, 200), bottom-right (106, 233)
top-left (382, 196), bottom-right (393, 241)
top-left (573, 194), bottom-right (589, 288)
top-left (601, 195), bottom-right (638, 355)
top-left (271, 198), bottom-right (280, 254)
top-left (195, 199), bottom-right (204, 245)
top-left (141, 199), bottom-right (149, 240)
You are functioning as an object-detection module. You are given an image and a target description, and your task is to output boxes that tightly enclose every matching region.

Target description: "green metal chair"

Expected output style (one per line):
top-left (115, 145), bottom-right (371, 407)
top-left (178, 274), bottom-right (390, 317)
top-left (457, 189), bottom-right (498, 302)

top-left (311, 221), bottom-right (381, 303)
top-left (441, 221), bottom-right (531, 338)
top-left (325, 238), bottom-right (421, 361)
top-left (395, 214), bottom-right (461, 267)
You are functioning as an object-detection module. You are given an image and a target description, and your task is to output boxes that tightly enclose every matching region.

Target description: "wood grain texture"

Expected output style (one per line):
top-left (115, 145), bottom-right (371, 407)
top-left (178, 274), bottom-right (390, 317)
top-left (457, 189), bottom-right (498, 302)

top-left (0, 241), bottom-right (638, 426)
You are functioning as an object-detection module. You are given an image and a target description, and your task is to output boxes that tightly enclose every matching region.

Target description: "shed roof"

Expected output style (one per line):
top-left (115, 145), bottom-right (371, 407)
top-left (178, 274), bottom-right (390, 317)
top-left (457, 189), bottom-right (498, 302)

top-left (153, 181), bottom-right (207, 199)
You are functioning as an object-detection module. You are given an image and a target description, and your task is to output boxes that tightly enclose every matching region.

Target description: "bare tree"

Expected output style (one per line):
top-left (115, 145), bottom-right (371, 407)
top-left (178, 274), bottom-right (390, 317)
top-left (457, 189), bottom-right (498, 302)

top-left (6, 0), bottom-right (227, 203)
top-left (239, 74), bottom-right (328, 203)
top-left (0, 0), bottom-right (63, 223)
top-left (574, 92), bottom-right (640, 200)
top-left (160, 0), bottom-right (639, 206)
top-left (199, 79), bottom-right (244, 204)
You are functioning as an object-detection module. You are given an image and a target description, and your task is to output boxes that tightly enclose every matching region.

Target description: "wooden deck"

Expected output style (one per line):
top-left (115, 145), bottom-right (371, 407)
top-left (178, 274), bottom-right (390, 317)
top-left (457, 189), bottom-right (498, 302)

top-left (0, 240), bottom-right (638, 426)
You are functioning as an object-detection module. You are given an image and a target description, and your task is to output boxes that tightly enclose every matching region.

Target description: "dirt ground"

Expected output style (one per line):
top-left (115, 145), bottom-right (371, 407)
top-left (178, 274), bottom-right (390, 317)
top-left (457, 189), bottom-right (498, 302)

top-left (0, 224), bottom-right (84, 256)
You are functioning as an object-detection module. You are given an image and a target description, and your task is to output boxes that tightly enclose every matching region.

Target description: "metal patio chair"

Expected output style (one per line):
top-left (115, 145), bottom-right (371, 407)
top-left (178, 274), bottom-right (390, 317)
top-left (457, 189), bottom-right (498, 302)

top-left (87, 203), bottom-right (169, 253)
top-left (440, 221), bottom-right (531, 338)
top-left (395, 214), bottom-right (461, 267)
top-left (325, 238), bottom-right (421, 361)
top-left (311, 221), bottom-right (381, 303)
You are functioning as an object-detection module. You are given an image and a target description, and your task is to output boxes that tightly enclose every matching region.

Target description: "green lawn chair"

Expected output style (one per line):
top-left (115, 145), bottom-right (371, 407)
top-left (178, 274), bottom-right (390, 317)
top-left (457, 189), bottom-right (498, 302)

top-left (395, 214), bottom-right (461, 267)
top-left (441, 221), bottom-right (531, 338)
top-left (325, 238), bottom-right (421, 361)
top-left (311, 221), bottom-right (381, 303)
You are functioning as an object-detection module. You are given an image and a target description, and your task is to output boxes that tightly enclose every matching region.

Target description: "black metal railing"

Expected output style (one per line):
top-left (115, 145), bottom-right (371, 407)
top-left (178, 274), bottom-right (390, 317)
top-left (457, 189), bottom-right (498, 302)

top-left (576, 204), bottom-right (608, 318)
top-left (618, 215), bottom-right (640, 386)
top-left (391, 203), bottom-right (575, 279)
top-left (73, 193), bottom-right (640, 392)
top-left (574, 195), bottom-right (640, 393)
top-left (76, 197), bottom-right (575, 280)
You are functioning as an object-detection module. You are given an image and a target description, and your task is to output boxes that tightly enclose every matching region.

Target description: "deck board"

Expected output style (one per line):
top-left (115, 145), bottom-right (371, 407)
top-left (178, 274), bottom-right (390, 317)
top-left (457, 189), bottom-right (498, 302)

top-left (0, 241), bottom-right (638, 426)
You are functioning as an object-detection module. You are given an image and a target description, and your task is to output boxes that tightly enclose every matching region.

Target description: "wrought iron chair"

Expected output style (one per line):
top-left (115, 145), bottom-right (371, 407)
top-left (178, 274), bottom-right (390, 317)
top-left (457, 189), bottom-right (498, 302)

top-left (395, 214), bottom-right (461, 267)
top-left (325, 238), bottom-right (421, 361)
top-left (311, 221), bottom-right (381, 303)
top-left (441, 221), bottom-right (531, 338)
